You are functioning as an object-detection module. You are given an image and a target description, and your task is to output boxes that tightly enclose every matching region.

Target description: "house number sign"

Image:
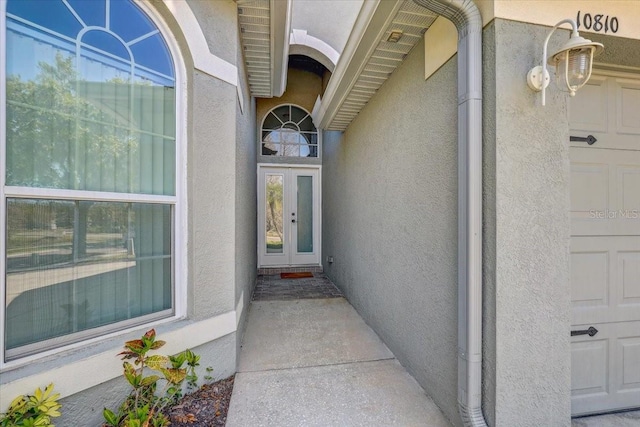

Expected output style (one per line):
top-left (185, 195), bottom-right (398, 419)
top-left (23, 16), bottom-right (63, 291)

top-left (576, 11), bottom-right (619, 34)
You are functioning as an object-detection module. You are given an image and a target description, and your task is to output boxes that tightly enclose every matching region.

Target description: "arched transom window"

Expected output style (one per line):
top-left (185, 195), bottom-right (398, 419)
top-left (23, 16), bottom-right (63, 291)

top-left (2, 0), bottom-right (180, 361)
top-left (262, 105), bottom-right (318, 158)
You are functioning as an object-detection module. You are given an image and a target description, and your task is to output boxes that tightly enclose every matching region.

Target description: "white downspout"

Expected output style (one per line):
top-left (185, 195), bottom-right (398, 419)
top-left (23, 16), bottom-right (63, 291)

top-left (412, 1), bottom-right (486, 426)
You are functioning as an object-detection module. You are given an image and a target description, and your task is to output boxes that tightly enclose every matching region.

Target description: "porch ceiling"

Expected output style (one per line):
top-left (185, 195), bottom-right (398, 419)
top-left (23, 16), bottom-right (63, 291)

top-left (314, 0), bottom-right (439, 131)
top-left (237, 0), bottom-right (291, 98)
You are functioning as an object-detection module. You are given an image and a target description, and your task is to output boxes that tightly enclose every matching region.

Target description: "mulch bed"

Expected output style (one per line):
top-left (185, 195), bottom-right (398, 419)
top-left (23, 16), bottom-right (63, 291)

top-left (164, 375), bottom-right (235, 426)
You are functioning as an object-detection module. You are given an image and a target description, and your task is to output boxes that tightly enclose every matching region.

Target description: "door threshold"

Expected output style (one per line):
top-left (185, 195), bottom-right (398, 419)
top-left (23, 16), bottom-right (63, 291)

top-left (258, 266), bottom-right (323, 275)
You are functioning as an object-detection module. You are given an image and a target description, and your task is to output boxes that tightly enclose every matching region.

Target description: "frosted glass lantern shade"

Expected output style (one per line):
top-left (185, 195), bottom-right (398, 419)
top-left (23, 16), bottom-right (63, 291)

top-left (555, 48), bottom-right (593, 95)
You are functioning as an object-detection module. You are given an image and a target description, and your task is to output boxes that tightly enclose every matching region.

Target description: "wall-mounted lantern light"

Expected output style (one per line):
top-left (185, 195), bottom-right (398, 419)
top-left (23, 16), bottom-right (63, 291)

top-left (527, 18), bottom-right (603, 106)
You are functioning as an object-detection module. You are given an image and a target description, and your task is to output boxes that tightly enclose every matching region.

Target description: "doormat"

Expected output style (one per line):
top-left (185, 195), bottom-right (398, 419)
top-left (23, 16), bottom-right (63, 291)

top-left (281, 272), bottom-right (314, 279)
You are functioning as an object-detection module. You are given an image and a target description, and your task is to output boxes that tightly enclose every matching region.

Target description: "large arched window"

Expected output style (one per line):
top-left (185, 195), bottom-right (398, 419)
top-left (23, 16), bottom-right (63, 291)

top-left (262, 105), bottom-right (318, 158)
top-left (1, 0), bottom-right (180, 361)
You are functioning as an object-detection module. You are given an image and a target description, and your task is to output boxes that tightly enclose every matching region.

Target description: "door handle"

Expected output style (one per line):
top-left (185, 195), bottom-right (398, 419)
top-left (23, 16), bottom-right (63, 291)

top-left (571, 326), bottom-right (598, 337)
top-left (569, 135), bottom-right (597, 145)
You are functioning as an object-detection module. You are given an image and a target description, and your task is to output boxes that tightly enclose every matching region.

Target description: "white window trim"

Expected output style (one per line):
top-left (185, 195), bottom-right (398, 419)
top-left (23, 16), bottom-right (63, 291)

top-left (259, 103), bottom-right (321, 160)
top-left (0, 0), bottom-right (9, 371)
top-left (162, 0), bottom-right (237, 86)
top-left (0, 0), bottom-right (188, 370)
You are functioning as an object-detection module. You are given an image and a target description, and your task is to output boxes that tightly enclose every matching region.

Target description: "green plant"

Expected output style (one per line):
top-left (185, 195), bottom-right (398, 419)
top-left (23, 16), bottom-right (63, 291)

top-left (204, 366), bottom-right (214, 382)
top-left (0, 384), bottom-right (61, 427)
top-left (168, 349), bottom-right (200, 395)
top-left (102, 329), bottom-right (200, 427)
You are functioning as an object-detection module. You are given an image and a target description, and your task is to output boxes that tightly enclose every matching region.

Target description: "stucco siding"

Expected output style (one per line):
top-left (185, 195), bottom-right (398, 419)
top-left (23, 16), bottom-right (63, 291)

top-left (186, 0), bottom-right (238, 66)
top-left (322, 36), bottom-right (460, 425)
top-left (189, 71), bottom-right (237, 320)
top-left (490, 19), bottom-right (571, 427)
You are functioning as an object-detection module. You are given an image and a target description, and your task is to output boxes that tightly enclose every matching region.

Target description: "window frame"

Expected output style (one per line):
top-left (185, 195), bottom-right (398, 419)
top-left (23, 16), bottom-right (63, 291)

top-left (260, 104), bottom-right (320, 159)
top-left (0, 0), bottom-right (188, 369)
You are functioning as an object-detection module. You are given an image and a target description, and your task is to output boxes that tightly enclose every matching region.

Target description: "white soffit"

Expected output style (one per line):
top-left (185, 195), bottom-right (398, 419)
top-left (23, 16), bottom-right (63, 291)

top-left (316, 0), bottom-right (438, 131)
top-left (237, 0), bottom-right (291, 98)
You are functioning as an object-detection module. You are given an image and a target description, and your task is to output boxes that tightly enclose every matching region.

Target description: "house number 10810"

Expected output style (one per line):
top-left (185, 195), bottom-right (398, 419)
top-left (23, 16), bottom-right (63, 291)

top-left (576, 11), bottom-right (619, 34)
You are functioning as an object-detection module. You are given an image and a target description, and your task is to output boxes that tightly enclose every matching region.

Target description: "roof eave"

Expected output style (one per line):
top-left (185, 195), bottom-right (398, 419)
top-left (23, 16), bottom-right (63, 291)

top-left (313, 0), bottom-right (438, 131)
top-left (270, 0), bottom-right (292, 97)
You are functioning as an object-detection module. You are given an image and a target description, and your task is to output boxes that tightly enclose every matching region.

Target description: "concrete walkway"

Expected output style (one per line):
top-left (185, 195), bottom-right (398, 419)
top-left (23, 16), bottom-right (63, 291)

top-left (226, 274), bottom-right (451, 426)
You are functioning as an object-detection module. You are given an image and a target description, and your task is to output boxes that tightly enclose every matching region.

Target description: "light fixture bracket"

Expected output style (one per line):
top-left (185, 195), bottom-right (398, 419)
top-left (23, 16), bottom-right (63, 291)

top-left (526, 65), bottom-right (550, 92)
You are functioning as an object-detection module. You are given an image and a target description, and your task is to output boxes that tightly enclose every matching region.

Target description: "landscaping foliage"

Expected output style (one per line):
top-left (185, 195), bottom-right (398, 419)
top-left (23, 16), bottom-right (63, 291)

top-left (0, 384), bottom-right (61, 427)
top-left (103, 329), bottom-right (201, 427)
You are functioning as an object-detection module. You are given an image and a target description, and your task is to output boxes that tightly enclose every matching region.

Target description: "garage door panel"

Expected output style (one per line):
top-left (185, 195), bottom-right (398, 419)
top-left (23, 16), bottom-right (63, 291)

top-left (571, 148), bottom-right (640, 236)
top-left (570, 76), bottom-right (608, 133)
top-left (571, 71), bottom-right (640, 416)
top-left (572, 237), bottom-right (640, 325)
top-left (571, 163), bottom-right (609, 216)
top-left (571, 77), bottom-right (640, 151)
top-left (571, 251), bottom-right (609, 307)
top-left (571, 338), bottom-right (609, 397)
top-left (620, 337), bottom-right (640, 391)
top-left (617, 80), bottom-right (640, 135)
top-left (620, 166), bottom-right (640, 212)
top-left (620, 252), bottom-right (640, 305)
top-left (572, 322), bottom-right (640, 415)
top-left (615, 243), bottom-right (640, 322)
top-left (571, 239), bottom-right (610, 325)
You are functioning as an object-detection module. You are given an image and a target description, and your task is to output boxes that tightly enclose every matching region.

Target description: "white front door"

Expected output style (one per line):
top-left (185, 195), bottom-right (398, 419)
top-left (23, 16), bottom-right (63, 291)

top-left (258, 165), bottom-right (321, 267)
top-left (569, 71), bottom-right (640, 416)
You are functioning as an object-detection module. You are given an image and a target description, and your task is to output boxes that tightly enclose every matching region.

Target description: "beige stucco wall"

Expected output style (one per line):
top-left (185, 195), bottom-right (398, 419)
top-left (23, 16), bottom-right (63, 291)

top-left (477, 0), bottom-right (640, 41)
top-left (256, 68), bottom-right (322, 120)
top-left (256, 68), bottom-right (323, 165)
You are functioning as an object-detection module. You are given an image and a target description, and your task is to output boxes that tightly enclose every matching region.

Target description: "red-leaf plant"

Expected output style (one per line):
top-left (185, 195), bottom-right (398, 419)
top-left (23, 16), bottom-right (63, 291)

top-left (102, 329), bottom-right (201, 427)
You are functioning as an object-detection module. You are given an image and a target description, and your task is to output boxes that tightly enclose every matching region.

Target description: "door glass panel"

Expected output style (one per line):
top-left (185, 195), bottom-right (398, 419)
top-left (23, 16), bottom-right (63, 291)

top-left (266, 175), bottom-right (284, 253)
top-left (297, 175), bottom-right (313, 253)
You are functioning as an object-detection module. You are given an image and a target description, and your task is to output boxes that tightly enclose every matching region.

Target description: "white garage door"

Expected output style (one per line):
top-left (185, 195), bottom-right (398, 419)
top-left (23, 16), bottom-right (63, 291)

top-left (570, 71), bottom-right (640, 416)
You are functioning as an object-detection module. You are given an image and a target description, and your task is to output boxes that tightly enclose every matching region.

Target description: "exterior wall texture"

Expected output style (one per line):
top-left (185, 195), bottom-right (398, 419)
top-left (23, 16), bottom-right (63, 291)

top-left (485, 18), bottom-right (572, 427)
top-left (323, 17), bottom-right (600, 427)
top-left (322, 36), bottom-right (461, 425)
top-left (0, 1), bottom-right (245, 422)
